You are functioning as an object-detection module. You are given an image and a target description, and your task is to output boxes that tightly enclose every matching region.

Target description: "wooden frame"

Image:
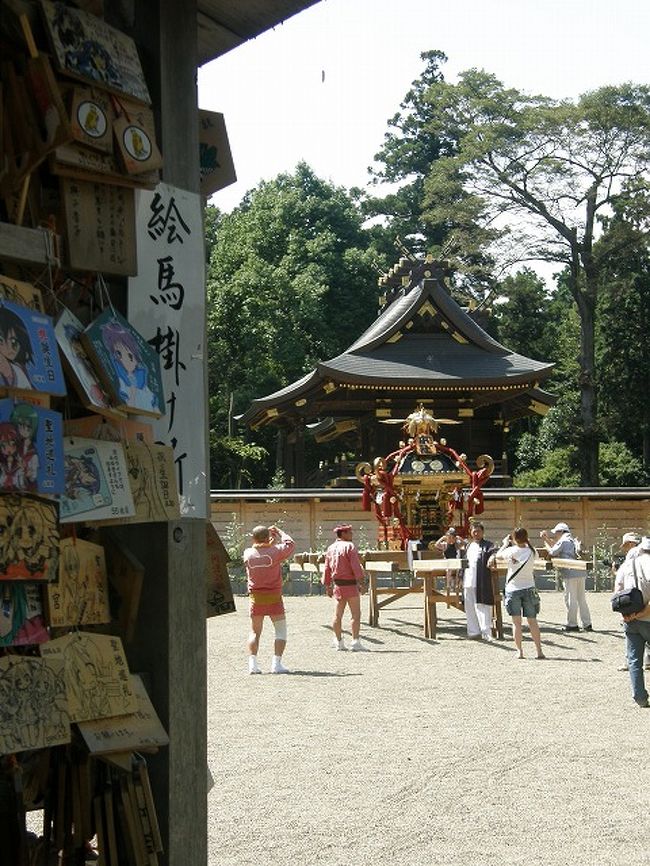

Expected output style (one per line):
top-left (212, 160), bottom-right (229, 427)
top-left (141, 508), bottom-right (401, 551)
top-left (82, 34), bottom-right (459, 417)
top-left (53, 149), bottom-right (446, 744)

top-left (365, 560), bottom-right (419, 628)
top-left (365, 557), bottom-right (504, 640)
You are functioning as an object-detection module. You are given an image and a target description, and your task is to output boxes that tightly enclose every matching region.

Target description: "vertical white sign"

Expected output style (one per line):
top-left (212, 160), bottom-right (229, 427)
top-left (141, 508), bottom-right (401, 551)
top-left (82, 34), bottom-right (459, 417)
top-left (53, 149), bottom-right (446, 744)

top-left (129, 183), bottom-right (207, 518)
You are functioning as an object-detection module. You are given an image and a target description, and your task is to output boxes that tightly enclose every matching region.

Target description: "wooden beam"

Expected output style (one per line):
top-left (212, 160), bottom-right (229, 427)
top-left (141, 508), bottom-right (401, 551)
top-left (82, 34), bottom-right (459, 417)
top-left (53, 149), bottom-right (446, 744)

top-left (551, 558), bottom-right (590, 571)
top-left (0, 220), bottom-right (59, 265)
top-left (412, 559), bottom-right (467, 573)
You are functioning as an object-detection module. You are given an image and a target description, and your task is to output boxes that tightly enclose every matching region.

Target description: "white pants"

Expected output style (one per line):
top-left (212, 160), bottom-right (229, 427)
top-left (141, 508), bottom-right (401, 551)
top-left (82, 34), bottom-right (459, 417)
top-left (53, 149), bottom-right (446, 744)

top-left (563, 576), bottom-right (591, 627)
top-left (464, 587), bottom-right (492, 637)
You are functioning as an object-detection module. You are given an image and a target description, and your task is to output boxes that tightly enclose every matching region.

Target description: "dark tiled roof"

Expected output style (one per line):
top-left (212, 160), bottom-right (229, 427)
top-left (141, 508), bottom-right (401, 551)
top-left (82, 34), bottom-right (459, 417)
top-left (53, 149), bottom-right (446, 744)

top-left (321, 333), bottom-right (551, 386)
top-left (239, 268), bottom-right (555, 426)
top-left (348, 276), bottom-right (506, 354)
top-left (234, 370), bottom-right (319, 420)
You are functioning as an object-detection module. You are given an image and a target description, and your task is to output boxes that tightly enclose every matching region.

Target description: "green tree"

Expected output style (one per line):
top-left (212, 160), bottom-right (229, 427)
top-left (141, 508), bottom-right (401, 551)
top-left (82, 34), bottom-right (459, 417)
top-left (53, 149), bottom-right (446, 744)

top-left (206, 163), bottom-right (377, 487)
top-left (491, 268), bottom-right (558, 362)
top-left (365, 51), bottom-right (496, 298)
top-left (204, 204), bottom-right (222, 264)
top-left (420, 73), bottom-right (650, 485)
top-left (365, 50), bottom-right (451, 258)
top-left (595, 196), bottom-right (650, 474)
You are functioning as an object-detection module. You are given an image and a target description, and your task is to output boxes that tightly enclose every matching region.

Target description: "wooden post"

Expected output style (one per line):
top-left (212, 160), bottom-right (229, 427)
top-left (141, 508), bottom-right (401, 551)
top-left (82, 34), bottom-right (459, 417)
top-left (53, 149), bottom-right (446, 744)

top-left (423, 573), bottom-right (436, 639)
top-left (125, 4), bottom-right (206, 865)
top-left (368, 573), bottom-right (378, 626)
top-left (114, 520), bottom-right (206, 866)
top-left (491, 569), bottom-right (504, 639)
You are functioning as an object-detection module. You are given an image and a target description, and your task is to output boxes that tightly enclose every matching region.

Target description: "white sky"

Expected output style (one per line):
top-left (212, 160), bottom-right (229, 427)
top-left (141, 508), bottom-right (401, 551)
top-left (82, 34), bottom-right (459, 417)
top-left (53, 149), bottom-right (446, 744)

top-left (198, 0), bottom-right (649, 214)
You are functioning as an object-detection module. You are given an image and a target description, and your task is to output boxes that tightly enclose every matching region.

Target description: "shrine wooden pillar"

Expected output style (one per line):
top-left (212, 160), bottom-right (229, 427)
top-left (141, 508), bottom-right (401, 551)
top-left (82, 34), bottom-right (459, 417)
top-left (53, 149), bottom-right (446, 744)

top-left (126, 2), bottom-right (207, 865)
top-left (294, 424), bottom-right (306, 486)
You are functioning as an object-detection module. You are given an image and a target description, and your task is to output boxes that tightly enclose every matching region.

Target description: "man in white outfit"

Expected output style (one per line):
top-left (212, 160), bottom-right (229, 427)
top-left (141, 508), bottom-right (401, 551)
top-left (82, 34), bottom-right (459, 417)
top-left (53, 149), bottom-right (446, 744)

top-left (541, 522), bottom-right (592, 632)
top-left (614, 532), bottom-right (650, 671)
top-left (462, 522), bottom-right (496, 641)
top-left (613, 537), bottom-right (650, 708)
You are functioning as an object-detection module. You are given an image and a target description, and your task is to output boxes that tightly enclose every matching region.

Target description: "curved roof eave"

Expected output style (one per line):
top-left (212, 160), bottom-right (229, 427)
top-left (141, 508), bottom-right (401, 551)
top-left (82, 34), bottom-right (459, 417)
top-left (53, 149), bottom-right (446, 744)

top-left (236, 369), bottom-right (322, 424)
top-left (346, 277), bottom-right (509, 356)
top-left (316, 362), bottom-right (554, 390)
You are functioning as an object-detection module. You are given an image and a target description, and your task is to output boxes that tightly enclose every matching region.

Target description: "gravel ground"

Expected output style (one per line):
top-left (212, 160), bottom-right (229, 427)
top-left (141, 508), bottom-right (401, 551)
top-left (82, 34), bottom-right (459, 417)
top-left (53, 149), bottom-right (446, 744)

top-left (207, 591), bottom-right (648, 866)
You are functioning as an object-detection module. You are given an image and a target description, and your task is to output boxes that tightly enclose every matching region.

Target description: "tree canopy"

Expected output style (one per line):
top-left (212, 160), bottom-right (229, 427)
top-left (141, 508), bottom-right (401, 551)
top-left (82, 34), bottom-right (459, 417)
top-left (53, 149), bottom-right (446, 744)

top-left (204, 58), bottom-right (650, 491)
top-left (416, 73), bottom-right (650, 484)
top-left (206, 163), bottom-right (379, 487)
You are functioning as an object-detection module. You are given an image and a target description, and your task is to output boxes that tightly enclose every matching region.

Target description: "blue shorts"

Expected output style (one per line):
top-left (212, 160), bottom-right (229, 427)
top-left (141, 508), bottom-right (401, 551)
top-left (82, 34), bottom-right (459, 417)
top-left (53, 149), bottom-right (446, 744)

top-left (505, 587), bottom-right (540, 618)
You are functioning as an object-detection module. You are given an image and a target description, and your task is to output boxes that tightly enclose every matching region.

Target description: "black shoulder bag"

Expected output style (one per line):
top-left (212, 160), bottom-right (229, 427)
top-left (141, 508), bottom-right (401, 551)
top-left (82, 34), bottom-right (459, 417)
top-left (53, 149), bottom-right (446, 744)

top-left (611, 560), bottom-right (646, 615)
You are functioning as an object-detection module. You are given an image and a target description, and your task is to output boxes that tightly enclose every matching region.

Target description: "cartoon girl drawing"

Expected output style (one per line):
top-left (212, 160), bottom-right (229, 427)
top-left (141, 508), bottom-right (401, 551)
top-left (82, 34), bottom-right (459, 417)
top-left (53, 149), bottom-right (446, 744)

top-left (62, 322), bottom-right (110, 407)
top-left (100, 320), bottom-right (159, 413)
top-left (64, 453), bottom-right (102, 501)
top-left (0, 307), bottom-right (33, 389)
top-left (0, 422), bottom-right (24, 490)
top-left (10, 403), bottom-right (39, 490)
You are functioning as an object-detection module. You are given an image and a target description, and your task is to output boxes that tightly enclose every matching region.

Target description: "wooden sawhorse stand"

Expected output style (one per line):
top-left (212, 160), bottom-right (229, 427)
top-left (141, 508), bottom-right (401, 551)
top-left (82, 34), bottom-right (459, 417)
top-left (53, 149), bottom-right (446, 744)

top-left (365, 560), bottom-right (421, 627)
top-left (412, 561), bottom-right (504, 640)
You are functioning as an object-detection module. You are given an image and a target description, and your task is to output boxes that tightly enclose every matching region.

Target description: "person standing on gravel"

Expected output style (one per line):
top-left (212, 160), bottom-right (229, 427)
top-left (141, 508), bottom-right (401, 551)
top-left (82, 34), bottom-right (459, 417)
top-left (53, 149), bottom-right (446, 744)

top-left (462, 522), bottom-right (497, 641)
top-left (243, 525), bottom-right (295, 674)
top-left (491, 527), bottom-right (545, 659)
top-left (540, 522), bottom-right (592, 632)
top-left (323, 524), bottom-right (367, 651)
top-left (613, 533), bottom-right (650, 672)
top-left (613, 536), bottom-right (650, 707)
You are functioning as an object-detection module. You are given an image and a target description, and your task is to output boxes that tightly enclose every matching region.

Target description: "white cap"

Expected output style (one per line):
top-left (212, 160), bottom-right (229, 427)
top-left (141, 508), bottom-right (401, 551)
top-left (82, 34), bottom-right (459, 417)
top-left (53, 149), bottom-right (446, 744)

top-left (551, 522), bottom-right (570, 534)
top-left (620, 532), bottom-right (641, 547)
top-left (640, 536), bottom-right (650, 551)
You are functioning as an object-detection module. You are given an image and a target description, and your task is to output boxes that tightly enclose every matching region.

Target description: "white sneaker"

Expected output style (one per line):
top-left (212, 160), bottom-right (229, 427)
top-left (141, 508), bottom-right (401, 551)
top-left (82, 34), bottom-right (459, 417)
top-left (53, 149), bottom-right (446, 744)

top-left (349, 639), bottom-right (367, 652)
top-left (333, 638), bottom-right (347, 651)
top-left (248, 658), bottom-right (261, 675)
top-left (270, 659), bottom-right (290, 674)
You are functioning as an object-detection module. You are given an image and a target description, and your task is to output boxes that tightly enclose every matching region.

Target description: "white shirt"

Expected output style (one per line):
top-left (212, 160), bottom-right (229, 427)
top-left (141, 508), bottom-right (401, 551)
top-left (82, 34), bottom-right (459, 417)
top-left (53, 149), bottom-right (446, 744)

top-left (501, 545), bottom-right (536, 591)
top-left (625, 544), bottom-right (642, 561)
top-left (614, 553), bottom-right (650, 620)
top-left (464, 541), bottom-right (482, 589)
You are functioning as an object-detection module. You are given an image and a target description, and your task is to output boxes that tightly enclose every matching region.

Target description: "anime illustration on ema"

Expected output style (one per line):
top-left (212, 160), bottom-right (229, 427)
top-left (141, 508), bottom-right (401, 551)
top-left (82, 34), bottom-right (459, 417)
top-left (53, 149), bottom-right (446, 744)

top-left (46, 537), bottom-right (110, 628)
top-left (0, 656), bottom-right (69, 754)
top-left (0, 494), bottom-right (59, 582)
top-left (55, 308), bottom-right (113, 413)
top-left (0, 583), bottom-right (49, 647)
top-left (81, 309), bottom-right (164, 418)
top-left (40, 632), bottom-right (137, 723)
top-left (0, 400), bottom-right (64, 495)
top-left (60, 437), bottom-right (135, 523)
top-left (62, 445), bottom-right (112, 518)
top-left (41, 0), bottom-right (151, 105)
top-left (0, 301), bottom-right (65, 396)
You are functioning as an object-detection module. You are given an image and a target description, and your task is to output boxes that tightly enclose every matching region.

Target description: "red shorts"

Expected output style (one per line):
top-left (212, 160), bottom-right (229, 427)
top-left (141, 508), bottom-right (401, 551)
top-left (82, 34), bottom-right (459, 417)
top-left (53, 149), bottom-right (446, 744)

top-left (249, 590), bottom-right (285, 617)
top-left (333, 582), bottom-right (359, 601)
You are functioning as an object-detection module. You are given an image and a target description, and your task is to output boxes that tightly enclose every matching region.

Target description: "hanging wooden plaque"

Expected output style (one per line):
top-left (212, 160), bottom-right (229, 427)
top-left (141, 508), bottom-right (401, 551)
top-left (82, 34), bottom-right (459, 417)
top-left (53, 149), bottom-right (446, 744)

top-left (61, 177), bottom-right (137, 275)
top-left (77, 673), bottom-right (169, 754)
top-left (40, 0), bottom-right (151, 105)
top-left (46, 536), bottom-right (110, 627)
top-left (40, 631), bottom-right (137, 723)
top-left (0, 492), bottom-right (59, 582)
top-left (68, 85), bottom-right (113, 153)
top-left (198, 109), bottom-right (236, 197)
top-left (0, 655), bottom-right (69, 755)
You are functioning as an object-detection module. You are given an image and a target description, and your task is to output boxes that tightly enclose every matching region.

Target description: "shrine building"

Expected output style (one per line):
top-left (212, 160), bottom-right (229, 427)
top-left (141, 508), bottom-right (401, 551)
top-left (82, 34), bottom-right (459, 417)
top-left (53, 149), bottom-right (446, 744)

top-left (238, 256), bottom-right (556, 486)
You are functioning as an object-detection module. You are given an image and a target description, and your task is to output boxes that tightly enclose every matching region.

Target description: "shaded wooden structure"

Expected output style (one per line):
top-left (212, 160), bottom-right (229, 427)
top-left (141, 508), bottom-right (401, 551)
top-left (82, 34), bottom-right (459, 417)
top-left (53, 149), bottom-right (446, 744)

top-left (239, 257), bottom-right (557, 486)
top-left (0, 3), bottom-right (321, 865)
